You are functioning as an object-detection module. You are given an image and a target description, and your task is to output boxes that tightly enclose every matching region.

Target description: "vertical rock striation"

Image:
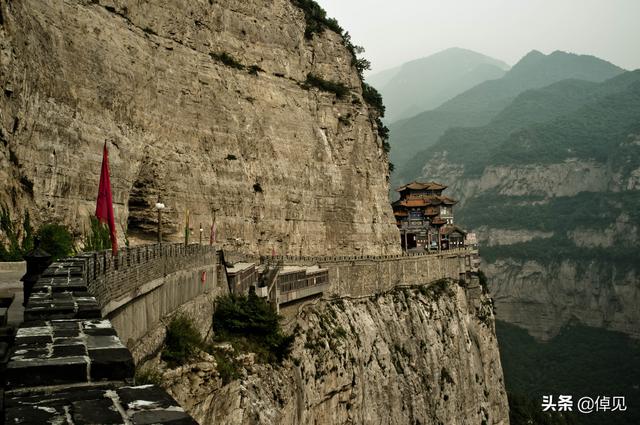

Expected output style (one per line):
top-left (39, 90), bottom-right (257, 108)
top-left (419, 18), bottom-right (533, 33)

top-left (421, 157), bottom-right (640, 340)
top-left (162, 281), bottom-right (509, 425)
top-left (0, 0), bottom-right (400, 255)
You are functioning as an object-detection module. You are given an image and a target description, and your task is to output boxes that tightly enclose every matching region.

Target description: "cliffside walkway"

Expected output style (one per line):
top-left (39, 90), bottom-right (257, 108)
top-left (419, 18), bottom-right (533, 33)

top-left (2, 245), bottom-right (206, 424)
top-left (2, 242), bottom-right (479, 422)
top-left (234, 247), bottom-right (480, 298)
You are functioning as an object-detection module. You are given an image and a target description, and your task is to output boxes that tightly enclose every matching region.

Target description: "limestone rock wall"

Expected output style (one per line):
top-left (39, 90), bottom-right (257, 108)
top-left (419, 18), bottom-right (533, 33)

top-left (0, 0), bottom-right (400, 256)
top-left (161, 281), bottom-right (509, 425)
top-left (418, 155), bottom-right (640, 340)
top-left (486, 258), bottom-right (640, 341)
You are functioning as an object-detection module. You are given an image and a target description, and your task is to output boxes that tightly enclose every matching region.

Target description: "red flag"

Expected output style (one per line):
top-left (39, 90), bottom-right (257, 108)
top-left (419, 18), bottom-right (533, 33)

top-left (95, 142), bottom-right (118, 254)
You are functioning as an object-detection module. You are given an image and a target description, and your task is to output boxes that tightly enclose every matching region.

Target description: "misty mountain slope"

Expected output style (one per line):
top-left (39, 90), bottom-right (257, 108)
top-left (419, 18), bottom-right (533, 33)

top-left (498, 321), bottom-right (640, 425)
top-left (407, 70), bottom-right (640, 179)
top-left (366, 66), bottom-right (401, 90)
top-left (414, 71), bottom-right (640, 340)
top-left (368, 47), bottom-right (509, 124)
top-left (391, 50), bottom-right (625, 182)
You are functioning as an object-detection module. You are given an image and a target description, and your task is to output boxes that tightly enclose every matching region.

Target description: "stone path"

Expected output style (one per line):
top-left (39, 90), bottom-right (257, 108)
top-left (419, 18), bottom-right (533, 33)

top-left (2, 258), bottom-right (198, 424)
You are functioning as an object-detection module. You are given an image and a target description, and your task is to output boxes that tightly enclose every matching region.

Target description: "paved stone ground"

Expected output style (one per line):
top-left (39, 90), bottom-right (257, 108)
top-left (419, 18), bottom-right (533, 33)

top-left (2, 259), bottom-right (199, 424)
top-left (5, 383), bottom-right (197, 424)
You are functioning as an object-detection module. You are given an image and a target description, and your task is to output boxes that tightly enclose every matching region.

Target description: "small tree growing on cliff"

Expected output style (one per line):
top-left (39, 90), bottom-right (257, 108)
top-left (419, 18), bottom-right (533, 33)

top-left (213, 291), bottom-right (294, 363)
top-left (0, 206), bottom-right (34, 261)
top-left (161, 314), bottom-right (203, 367)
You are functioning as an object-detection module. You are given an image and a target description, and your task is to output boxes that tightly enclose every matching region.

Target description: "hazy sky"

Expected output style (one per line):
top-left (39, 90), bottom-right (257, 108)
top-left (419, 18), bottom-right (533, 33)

top-left (315, 0), bottom-right (640, 75)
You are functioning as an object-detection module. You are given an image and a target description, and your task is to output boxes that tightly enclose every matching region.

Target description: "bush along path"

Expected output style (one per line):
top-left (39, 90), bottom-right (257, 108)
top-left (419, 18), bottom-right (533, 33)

top-left (137, 291), bottom-right (295, 388)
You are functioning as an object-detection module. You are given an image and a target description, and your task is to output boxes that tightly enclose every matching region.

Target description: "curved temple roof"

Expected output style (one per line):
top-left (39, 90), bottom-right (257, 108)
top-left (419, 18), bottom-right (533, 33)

top-left (395, 181), bottom-right (447, 192)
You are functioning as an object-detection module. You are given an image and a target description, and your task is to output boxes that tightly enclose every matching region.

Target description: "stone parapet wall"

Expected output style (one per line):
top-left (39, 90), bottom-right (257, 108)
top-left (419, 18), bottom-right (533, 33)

top-left (80, 243), bottom-right (220, 313)
top-left (69, 243), bottom-right (228, 361)
top-left (227, 248), bottom-right (475, 267)
top-left (270, 248), bottom-right (473, 265)
top-left (229, 248), bottom-right (478, 298)
top-left (325, 253), bottom-right (472, 297)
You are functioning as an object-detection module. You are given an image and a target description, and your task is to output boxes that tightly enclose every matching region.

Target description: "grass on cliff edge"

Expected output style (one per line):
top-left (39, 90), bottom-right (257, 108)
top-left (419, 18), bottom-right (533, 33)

top-left (212, 291), bottom-right (294, 365)
top-left (161, 314), bottom-right (204, 367)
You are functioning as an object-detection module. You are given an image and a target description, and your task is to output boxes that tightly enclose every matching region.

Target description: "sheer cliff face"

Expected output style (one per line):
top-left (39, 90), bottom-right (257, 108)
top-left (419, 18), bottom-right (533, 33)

top-left (0, 0), bottom-right (400, 255)
top-left (487, 259), bottom-right (639, 341)
top-left (162, 283), bottom-right (509, 425)
top-left (421, 157), bottom-right (640, 340)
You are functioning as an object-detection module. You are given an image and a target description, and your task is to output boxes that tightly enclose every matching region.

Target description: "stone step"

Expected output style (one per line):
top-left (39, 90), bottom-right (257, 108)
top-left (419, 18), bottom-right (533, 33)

top-left (4, 384), bottom-right (197, 424)
top-left (24, 292), bottom-right (101, 321)
top-left (33, 276), bottom-right (88, 293)
top-left (5, 319), bottom-right (134, 389)
top-left (41, 262), bottom-right (85, 278)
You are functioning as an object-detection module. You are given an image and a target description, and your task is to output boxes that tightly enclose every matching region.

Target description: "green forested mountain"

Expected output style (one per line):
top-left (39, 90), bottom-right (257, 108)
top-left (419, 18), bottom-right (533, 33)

top-left (430, 71), bottom-right (640, 425)
top-left (390, 50), bottom-right (625, 178)
top-left (402, 70), bottom-right (640, 180)
top-left (492, 80), bottom-right (640, 169)
top-left (416, 71), bottom-right (640, 260)
top-left (498, 321), bottom-right (640, 425)
top-left (368, 47), bottom-right (509, 124)
top-left (389, 52), bottom-right (639, 425)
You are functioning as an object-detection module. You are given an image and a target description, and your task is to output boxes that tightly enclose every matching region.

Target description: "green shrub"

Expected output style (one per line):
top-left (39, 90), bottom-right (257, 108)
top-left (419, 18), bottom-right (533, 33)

top-left (83, 216), bottom-right (111, 252)
top-left (290, 0), bottom-right (342, 39)
top-left (214, 292), bottom-right (278, 335)
top-left (212, 350), bottom-right (241, 385)
top-left (37, 223), bottom-right (74, 260)
top-left (213, 292), bottom-right (294, 363)
top-left (418, 279), bottom-right (452, 300)
top-left (135, 366), bottom-right (163, 386)
top-left (210, 52), bottom-right (245, 70)
top-left (161, 314), bottom-right (203, 367)
top-left (362, 83), bottom-right (385, 116)
top-left (304, 73), bottom-right (349, 98)
top-left (21, 212), bottom-right (34, 254)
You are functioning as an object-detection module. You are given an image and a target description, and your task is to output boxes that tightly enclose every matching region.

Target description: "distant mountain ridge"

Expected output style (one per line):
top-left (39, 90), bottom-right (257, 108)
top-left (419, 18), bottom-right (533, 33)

top-left (400, 68), bottom-right (640, 349)
top-left (403, 71), bottom-right (640, 181)
top-left (367, 47), bottom-right (509, 123)
top-left (390, 50), bottom-right (625, 180)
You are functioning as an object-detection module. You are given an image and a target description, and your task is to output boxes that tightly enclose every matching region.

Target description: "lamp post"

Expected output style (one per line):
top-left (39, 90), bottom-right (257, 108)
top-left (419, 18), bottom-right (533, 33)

top-left (199, 224), bottom-right (203, 245)
top-left (155, 201), bottom-right (166, 243)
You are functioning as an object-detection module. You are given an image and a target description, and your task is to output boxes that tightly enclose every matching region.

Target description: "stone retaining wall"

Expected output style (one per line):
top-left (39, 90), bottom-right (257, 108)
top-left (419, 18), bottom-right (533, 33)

top-left (0, 261), bottom-right (25, 273)
top-left (83, 243), bottom-right (220, 312)
top-left (78, 243), bottom-right (228, 362)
